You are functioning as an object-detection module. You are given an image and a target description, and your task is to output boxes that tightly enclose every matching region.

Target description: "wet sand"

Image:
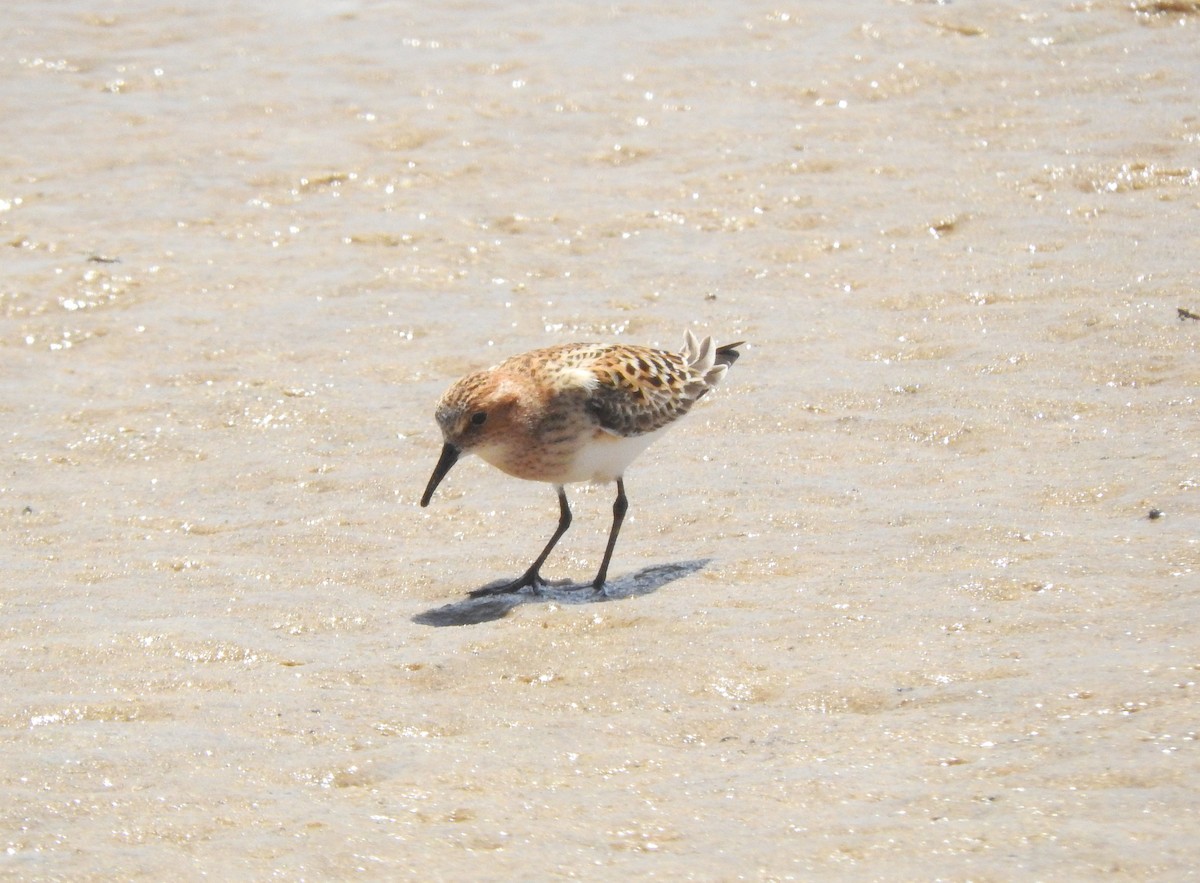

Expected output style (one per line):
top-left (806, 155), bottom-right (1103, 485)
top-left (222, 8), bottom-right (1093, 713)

top-left (3, 0), bottom-right (1199, 878)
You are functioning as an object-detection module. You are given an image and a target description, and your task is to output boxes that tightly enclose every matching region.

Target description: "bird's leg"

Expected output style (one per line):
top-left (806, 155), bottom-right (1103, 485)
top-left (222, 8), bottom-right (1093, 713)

top-left (470, 486), bottom-right (572, 597)
top-left (515, 485), bottom-right (573, 586)
top-left (592, 478), bottom-right (628, 590)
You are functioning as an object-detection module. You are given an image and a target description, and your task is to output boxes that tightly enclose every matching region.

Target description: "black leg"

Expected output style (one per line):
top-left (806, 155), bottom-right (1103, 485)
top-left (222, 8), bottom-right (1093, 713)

top-left (592, 478), bottom-right (628, 590)
top-left (470, 486), bottom-right (572, 597)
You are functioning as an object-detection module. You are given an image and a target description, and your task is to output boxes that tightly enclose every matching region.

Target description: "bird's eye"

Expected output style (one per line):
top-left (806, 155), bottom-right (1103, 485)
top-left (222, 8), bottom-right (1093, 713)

top-left (470, 411), bottom-right (487, 426)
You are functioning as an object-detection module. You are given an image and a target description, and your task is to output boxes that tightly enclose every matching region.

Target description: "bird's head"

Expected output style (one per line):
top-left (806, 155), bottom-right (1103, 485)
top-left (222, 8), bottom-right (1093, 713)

top-left (420, 370), bottom-right (522, 506)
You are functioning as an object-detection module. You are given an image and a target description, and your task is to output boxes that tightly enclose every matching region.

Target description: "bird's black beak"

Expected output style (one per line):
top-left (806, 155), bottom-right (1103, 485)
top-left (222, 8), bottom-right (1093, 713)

top-left (420, 442), bottom-right (460, 507)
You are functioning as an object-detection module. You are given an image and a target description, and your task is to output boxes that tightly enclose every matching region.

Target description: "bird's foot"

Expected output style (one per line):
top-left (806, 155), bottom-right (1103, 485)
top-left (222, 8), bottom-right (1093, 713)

top-left (468, 570), bottom-right (548, 598)
top-left (468, 570), bottom-right (596, 599)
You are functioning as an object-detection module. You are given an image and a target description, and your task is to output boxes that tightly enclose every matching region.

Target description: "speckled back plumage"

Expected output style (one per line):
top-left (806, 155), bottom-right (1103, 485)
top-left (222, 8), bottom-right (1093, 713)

top-left (564, 331), bottom-right (740, 436)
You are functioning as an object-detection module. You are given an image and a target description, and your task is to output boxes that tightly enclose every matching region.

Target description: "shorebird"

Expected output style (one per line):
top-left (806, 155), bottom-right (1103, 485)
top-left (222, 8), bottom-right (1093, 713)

top-left (420, 330), bottom-right (742, 595)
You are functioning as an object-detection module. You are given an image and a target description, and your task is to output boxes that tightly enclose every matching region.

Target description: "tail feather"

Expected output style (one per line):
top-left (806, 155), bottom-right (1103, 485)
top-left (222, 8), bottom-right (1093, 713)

top-left (715, 341), bottom-right (743, 367)
top-left (681, 334), bottom-right (744, 392)
top-left (681, 332), bottom-right (743, 368)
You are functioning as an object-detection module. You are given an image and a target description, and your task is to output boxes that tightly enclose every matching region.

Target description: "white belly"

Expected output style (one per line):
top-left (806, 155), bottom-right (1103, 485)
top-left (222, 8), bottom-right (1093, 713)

top-left (561, 429), bottom-right (663, 484)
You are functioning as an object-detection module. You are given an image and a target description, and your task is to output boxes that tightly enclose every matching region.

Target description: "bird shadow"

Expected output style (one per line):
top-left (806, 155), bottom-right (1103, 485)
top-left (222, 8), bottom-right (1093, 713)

top-left (411, 558), bottom-right (711, 627)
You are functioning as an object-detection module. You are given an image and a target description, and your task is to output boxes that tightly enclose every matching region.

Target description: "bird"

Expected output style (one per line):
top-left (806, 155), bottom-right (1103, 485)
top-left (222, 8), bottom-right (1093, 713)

top-left (420, 330), bottom-right (742, 596)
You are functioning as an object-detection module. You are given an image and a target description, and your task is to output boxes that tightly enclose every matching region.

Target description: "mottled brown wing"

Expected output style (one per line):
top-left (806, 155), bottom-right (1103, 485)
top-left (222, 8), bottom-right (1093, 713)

top-left (584, 346), bottom-right (709, 437)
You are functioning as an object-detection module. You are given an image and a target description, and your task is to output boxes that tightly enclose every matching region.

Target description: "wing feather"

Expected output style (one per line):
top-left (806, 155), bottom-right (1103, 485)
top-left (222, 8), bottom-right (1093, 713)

top-left (585, 346), bottom-right (708, 437)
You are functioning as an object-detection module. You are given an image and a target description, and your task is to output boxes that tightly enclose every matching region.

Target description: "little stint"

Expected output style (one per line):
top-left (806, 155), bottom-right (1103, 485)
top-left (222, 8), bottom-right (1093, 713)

top-left (420, 330), bottom-right (742, 595)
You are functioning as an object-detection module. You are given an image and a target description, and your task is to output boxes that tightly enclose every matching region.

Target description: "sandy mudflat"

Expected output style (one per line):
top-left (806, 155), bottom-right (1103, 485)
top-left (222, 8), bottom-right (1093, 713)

top-left (3, 1), bottom-right (1198, 878)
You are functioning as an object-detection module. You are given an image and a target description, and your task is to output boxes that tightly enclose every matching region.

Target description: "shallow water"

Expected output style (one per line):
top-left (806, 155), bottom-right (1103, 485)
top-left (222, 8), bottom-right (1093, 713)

top-left (3, 0), bottom-right (1199, 878)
